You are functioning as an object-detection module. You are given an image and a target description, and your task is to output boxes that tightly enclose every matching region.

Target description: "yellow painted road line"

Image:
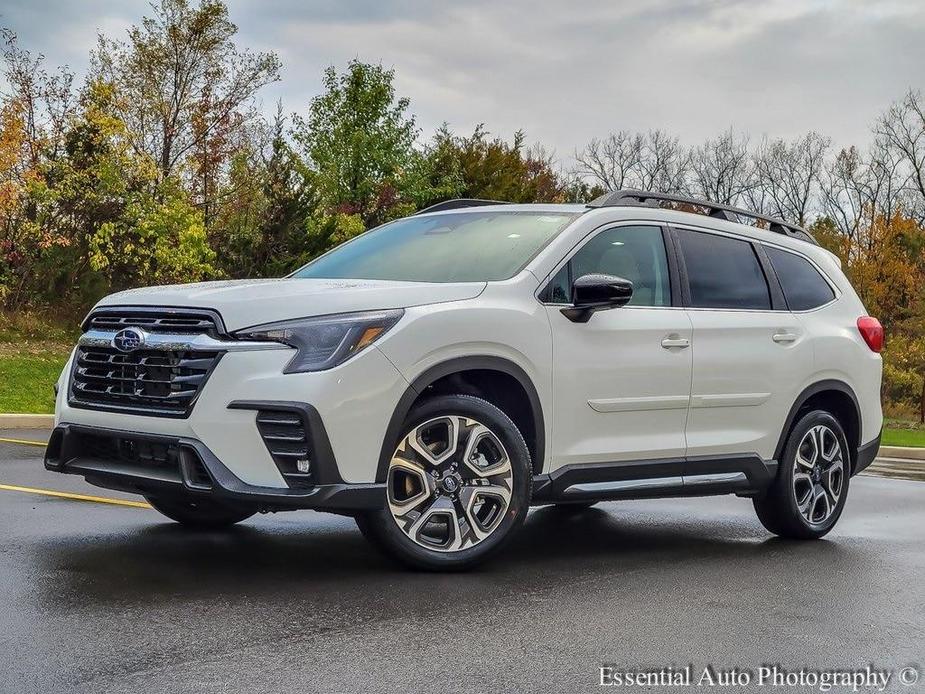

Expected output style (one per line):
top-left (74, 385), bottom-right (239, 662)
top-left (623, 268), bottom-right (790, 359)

top-left (0, 483), bottom-right (151, 508)
top-left (0, 437), bottom-right (47, 447)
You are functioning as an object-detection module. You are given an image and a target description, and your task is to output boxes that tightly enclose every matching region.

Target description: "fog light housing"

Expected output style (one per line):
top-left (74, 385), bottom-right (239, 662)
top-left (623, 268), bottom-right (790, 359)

top-left (253, 408), bottom-right (314, 489)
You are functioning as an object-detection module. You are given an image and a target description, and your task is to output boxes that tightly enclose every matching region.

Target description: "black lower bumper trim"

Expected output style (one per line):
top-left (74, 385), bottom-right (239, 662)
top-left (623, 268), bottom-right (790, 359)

top-left (854, 431), bottom-right (882, 475)
top-left (44, 424), bottom-right (384, 512)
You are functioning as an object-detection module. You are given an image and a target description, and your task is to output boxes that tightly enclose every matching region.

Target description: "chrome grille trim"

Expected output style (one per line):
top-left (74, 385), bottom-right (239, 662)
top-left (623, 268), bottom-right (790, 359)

top-left (78, 329), bottom-right (288, 353)
top-left (83, 306), bottom-right (226, 337)
top-left (69, 346), bottom-right (223, 417)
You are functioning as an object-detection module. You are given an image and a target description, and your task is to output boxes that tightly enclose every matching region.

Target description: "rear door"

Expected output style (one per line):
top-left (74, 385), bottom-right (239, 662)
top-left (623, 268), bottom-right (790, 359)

top-left (543, 223), bottom-right (693, 468)
top-left (673, 227), bottom-right (813, 462)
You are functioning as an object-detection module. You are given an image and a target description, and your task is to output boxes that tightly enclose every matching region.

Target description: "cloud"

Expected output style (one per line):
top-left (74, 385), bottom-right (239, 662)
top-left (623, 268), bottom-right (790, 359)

top-left (3, 0), bottom-right (924, 165)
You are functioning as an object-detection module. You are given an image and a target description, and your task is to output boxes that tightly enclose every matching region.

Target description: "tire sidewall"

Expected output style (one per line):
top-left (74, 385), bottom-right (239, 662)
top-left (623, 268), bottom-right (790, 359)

top-left (370, 394), bottom-right (532, 570)
top-left (776, 410), bottom-right (851, 536)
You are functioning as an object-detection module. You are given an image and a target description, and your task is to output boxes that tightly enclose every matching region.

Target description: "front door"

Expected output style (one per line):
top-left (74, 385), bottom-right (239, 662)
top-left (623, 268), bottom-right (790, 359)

top-left (544, 224), bottom-right (693, 470)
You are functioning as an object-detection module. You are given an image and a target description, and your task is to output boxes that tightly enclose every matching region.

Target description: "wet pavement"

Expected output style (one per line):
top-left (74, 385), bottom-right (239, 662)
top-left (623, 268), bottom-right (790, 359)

top-left (0, 435), bottom-right (923, 693)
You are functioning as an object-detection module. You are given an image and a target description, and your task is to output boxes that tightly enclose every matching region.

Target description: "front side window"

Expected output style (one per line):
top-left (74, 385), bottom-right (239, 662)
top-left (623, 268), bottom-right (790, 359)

top-left (292, 211), bottom-right (579, 283)
top-left (676, 229), bottom-right (771, 310)
top-left (544, 225), bottom-right (671, 307)
top-left (765, 246), bottom-right (835, 311)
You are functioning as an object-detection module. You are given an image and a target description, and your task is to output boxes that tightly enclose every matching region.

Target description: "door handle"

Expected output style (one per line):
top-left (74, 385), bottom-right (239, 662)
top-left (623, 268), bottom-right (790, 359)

top-left (661, 337), bottom-right (690, 349)
top-left (772, 332), bottom-right (798, 344)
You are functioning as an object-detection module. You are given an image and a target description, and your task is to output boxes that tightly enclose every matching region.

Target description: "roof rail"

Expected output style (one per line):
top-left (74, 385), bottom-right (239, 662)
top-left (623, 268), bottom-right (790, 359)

top-left (587, 189), bottom-right (817, 245)
top-left (416, 198), bottom-right (509, 215)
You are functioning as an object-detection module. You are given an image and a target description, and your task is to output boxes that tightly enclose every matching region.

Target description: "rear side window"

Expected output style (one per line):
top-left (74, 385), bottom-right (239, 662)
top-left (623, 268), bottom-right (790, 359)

top-left (676, 229), bottom-right (771, 310)
top-left (765, 246), bottom-right (835, 310)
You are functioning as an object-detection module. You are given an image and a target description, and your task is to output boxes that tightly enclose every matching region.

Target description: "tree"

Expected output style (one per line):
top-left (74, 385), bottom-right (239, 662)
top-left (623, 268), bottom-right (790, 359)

top-left (820, 142), bottom-right (905, 245)
top-left (575, 131), bottom-right (643, 191)
top-left (689, 129), bottom-right (753, 206)
top-left (0, 28), bottom-right (77, 308)
top-left (212, 107), bottom-right (325, 277)
top-left (884, 335), bottom-right (925, 423)
top-left (574, 129), bottom-right (689, 195)
top-left (752, 132), bottom-right (830, 225)
top-left (422, 125), bottom-right (565, 205)
top-left (29, 80), bottom-right (215, 306)
top-left (0, 28), bottom-right (75, 167)
top-left (637, 130), bottom-right (690, 194)
top-left (878, 90), bottom-right (925, 223)
top-left (293, 60), bottom-right (421, 227)
top-left (91, 0), bottom-right (279, 190)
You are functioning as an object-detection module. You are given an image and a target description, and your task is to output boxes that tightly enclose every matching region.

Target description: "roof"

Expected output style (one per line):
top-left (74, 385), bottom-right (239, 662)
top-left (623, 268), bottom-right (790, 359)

top-left (415, 192), bottom-right (818, 247)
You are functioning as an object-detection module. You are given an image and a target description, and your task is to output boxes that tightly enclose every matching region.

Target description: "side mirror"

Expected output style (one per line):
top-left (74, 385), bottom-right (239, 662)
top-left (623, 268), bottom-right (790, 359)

top-left (560, 273), bottom-right (633, 323)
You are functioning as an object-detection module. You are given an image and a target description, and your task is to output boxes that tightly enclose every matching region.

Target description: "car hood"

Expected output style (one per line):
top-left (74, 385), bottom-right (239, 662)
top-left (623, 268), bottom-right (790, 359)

top-left (95, 278), bottom-right (486, 331)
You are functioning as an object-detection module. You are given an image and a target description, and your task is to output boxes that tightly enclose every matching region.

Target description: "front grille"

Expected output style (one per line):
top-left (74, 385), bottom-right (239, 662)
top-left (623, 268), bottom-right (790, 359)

top-left (256, 409), bottom-right (313, 488)
top-left (85, 308), bottom-right (223, 337)
top-left (70, 347), bottom-right (222, 417)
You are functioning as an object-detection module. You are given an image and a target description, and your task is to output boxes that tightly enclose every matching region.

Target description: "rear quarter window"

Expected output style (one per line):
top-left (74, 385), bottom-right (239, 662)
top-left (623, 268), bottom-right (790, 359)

top-left (765, 247), bottom-right (835, 311)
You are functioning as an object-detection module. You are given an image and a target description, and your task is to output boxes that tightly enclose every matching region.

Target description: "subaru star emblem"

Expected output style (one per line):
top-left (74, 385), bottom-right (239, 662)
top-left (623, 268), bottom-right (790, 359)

top-left (112, 327), bottom-right (146, 352)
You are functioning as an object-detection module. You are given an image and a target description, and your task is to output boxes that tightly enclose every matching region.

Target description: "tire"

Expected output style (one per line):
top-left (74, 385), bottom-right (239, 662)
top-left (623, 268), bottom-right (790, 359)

top-left (145, 494), bottom-right (256, 529)
top-left (753, 410), bottom-right (851, 539)
top-left (356, 394), bottom-right (532, 570)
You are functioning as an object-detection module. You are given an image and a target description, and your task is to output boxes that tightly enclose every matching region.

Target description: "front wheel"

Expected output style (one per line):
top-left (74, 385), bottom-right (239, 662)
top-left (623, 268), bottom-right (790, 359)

top-left (145, 495), bottom-right (256, 529)
top-left (356, 394), bottom-right (532, 570)
top-left (753, 410), bottom-right (850, 539)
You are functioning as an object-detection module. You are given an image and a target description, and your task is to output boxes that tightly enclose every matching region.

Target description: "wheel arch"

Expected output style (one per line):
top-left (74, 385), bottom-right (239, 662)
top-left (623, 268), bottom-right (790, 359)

top-left (376, 356), bottom-right (546, 481)
top-left (776, 380), bottom-right (862, 473)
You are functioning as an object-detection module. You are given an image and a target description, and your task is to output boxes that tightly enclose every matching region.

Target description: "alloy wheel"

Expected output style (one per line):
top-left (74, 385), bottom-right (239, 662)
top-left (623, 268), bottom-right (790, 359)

top-left (387, 415), bottom-right (514, 552)
top-left (792, 424), bottom-right (845, 526)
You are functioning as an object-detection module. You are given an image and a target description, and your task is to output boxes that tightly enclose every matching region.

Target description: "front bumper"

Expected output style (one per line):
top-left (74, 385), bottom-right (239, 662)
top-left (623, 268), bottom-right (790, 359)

top-left (44, 423), bottom-right (385, 513)
top-left (54, 345), bottom-right (410, 485)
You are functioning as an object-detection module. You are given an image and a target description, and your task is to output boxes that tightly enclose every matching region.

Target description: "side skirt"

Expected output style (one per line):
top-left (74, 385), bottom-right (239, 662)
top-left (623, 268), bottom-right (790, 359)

top-left (531, 453), bottom-right (777, 504)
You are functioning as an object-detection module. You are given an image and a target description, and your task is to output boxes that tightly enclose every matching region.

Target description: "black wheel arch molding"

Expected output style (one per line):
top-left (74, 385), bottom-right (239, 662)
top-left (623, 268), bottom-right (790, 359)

top-left (775, 379), bottom-right (868, 475)
top-left (376, 355), bottom-right (547, 482)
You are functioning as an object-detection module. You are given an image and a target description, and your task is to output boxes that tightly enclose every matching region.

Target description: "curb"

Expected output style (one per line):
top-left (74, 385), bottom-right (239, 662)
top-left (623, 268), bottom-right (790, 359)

top-left (878, 445), bottom-right (925, 461)
top-left (0, 414), bottom-right (55, 429)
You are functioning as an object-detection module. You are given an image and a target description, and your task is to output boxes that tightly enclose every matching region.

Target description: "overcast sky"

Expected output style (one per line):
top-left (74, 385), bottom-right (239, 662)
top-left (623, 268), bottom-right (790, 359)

top-left (2, 0), bottom-right (924, 164)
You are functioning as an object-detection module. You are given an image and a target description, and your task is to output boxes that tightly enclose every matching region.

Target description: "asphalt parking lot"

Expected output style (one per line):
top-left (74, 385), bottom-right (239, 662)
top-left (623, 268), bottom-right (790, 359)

top-left (1, 433), bottom-right (923, 694)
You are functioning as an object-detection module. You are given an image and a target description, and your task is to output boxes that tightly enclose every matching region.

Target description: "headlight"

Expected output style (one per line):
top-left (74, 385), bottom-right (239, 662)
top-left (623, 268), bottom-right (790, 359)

top-left (234, 309), bottom-right (404, 373)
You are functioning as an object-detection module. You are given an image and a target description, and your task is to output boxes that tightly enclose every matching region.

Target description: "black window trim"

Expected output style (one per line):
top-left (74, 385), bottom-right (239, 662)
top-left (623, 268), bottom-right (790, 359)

top-left (667, 224), bottom-right (780, 313)
top-left (535, 221), bottom-right (681, 309)
top-left (753, 243), bottom-right (788, 311)
top-left (759, 241), bottom-right (840, 313)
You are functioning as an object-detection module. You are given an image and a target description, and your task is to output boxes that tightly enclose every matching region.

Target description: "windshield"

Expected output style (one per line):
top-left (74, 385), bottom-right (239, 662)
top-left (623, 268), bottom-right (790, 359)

top-left (292, 210), bottom-right (579, 283)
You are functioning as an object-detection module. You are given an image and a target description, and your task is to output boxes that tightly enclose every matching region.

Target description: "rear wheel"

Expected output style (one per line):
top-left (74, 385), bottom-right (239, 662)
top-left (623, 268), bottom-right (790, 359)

top-left (145, 495), bottom-right (255, 529)
top-left (356, 394), bottom-right (531, 570)
top-left (753, 410), bottom-right (850, 539)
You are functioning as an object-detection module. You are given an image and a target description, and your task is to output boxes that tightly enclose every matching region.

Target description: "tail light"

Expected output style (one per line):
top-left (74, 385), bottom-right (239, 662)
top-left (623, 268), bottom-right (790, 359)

top-left (856, 316), bottom-right (883, 353)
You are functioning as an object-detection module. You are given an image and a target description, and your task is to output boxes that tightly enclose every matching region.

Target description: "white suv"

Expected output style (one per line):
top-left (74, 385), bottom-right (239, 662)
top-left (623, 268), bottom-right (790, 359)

top-left (45, 190), bottom-right (883, 569)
